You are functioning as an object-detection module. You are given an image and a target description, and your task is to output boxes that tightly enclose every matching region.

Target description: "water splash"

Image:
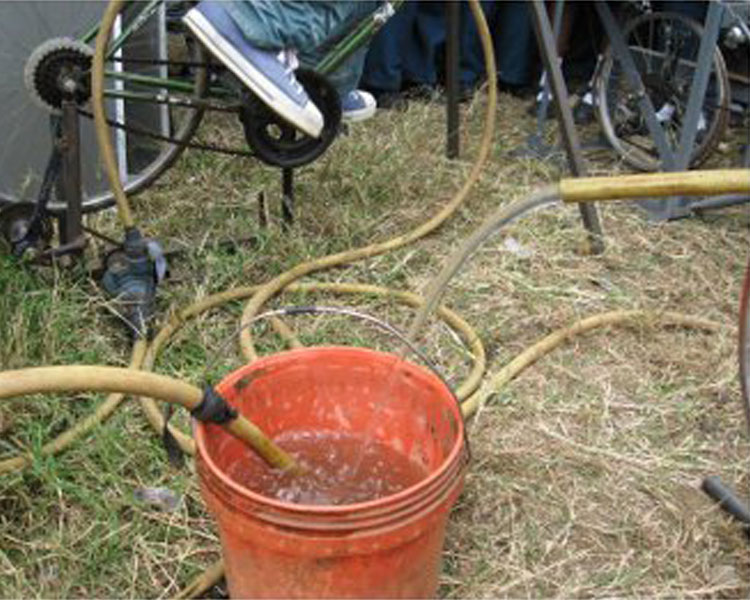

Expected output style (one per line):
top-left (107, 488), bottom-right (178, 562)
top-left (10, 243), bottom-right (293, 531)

top-left (227, 429), bottom-right (428, 506)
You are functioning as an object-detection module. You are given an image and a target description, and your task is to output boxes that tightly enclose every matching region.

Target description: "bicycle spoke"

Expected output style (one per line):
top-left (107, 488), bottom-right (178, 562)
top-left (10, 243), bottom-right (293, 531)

top-left (106, 0), bottom-right (162, 58)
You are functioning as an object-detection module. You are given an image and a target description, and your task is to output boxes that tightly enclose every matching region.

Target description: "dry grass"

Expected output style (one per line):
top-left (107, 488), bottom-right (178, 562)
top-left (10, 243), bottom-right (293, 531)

top-left (1, 86), bottom-right (749, 598)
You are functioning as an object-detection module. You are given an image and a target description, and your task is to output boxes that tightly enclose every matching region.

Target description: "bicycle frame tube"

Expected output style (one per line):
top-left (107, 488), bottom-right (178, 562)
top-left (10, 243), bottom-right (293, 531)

top-left (108, 0), bottom-right (162, 56)
top-left (104, 88), bottom-right (239, 112)
top-left (103, 70), bottom-right (231, 99)
top-left (316, 0), bottom-right (404, 75)
top-left (82, 1), bottom-right (218, 105)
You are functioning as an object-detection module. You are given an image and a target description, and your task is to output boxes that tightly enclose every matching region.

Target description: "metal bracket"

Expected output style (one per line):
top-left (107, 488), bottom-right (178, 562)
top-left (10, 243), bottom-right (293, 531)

top-left (529, 0), bottom-right (605, 254)
top-left (54, 99), bottom-right (87, 262)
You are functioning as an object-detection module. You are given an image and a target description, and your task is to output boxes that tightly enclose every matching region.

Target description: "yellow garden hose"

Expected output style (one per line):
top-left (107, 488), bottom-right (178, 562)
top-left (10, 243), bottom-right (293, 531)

top-left (0, 365), bottom-right (299, 472)
top-left (559, 168), bottom-right (750, 203)
top-left (0, 339), bottom-right (148, 475)
top-left (91, 0), bottom-right (134, 229)
top-left (460, 310), bottom-right (724, 418)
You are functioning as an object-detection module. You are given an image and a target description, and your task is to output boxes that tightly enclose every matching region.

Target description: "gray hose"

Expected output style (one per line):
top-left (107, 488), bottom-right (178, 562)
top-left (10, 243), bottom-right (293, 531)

top-left (406, 186), bottom-right (561, 346)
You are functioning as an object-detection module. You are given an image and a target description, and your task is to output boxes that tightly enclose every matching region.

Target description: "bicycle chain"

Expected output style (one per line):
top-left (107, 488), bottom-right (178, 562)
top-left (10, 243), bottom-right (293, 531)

top-left (108, 55), bottom-right (211, 69)
top-left (77, 108), bottom-right (256, 158)
top-left (84, 55), bottom-right (257, 158)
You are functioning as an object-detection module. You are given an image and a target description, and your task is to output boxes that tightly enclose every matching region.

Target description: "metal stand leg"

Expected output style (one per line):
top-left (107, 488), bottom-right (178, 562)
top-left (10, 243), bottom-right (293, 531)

top-left (528, 0), bottom-right (566, 159)
top-left (57, 101), bottom-right (85, 254)
top-left (281, 167), bottom-right (294, 229)
top-left (675, 2), bottom-right (725, 167)
top-left (46, 99), bottom-right (88, 264)
top-left (530, 0), bottom-right (605, 254)
top-left (445, 0), bottom-right (460, 159)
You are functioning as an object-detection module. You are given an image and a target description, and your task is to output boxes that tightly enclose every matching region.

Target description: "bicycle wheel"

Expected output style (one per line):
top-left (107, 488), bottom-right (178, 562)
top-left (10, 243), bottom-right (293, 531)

top-left (740, 258), bottom-right (750, 436)
top-left (595, 11), bottom-right (730, 172)
top-left (0, 0), bottom-right (207, 215)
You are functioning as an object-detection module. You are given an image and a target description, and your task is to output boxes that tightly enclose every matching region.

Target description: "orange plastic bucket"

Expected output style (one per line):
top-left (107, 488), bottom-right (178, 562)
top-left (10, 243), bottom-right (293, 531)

top-left (195, 346), bottom-right (467, 598)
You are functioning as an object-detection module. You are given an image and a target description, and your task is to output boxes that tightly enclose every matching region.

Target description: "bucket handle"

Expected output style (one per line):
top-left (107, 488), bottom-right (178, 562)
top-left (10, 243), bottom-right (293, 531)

top-left (202, 305), bottom-right (470, 460)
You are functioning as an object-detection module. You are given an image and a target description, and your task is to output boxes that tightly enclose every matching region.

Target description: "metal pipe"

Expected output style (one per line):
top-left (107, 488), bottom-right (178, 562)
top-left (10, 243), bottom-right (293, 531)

top-left (530, 0), bottom-right (605, 254)
top-left (445, 0), bottom-right (461, 159)
top-left (560, 169), bottom-right (750, 203)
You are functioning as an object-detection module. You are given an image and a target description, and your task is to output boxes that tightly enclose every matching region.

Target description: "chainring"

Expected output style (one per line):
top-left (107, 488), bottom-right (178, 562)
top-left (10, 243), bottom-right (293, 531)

top-left (24, 38), bottom-right (93, 114)
top-left (0, 203), bottom-right (53, 256)
top-left (239, 68), bottom-right (342, 169)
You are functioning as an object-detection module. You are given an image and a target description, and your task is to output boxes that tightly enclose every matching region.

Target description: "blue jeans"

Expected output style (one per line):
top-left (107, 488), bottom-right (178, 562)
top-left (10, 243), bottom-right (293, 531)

top-left (224, 1), bottom-right (379, 96)
top-left (464, 1), bottom-right (535, 88)
top-left (361, 0), bottom-right (535, 94)
top-left (360, 0), bottom-right (419, 92)
top-left (361, 1), bottom-right (475, 93)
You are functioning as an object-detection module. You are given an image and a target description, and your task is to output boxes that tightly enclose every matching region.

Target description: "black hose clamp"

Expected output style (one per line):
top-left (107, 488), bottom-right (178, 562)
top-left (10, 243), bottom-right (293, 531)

top-left (191, 386), bottom-right (238, 425)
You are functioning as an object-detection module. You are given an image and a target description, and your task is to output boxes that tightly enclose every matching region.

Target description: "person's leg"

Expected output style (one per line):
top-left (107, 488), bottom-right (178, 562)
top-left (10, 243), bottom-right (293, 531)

top-left (494, 1), bottom-right (536, 89)
top-left (360, 1), bottom-right (419, 97)
top-left (296, 2), bottom-right (379, 95)
top-left (291, 1), bottom-right (380, 121)
top-left (403, 1), bottom-right (444, 90)
top-left (224, 1), bottom-right (374, 53)
top-left (455, 0), bottom-right (498, 98)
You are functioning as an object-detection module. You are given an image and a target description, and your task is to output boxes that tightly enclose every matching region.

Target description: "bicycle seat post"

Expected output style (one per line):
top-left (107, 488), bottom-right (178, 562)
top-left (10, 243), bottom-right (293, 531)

top-left (55, 98), bottom-right (86, 265)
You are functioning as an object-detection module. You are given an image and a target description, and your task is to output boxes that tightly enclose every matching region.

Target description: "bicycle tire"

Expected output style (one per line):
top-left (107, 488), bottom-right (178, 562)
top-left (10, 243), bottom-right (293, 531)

top-left (740, 257), bottom-right (750, 436)
top-left (595, 11), bottom-right (730, 172)
top-left (0, 1), bottom-right (206, 215)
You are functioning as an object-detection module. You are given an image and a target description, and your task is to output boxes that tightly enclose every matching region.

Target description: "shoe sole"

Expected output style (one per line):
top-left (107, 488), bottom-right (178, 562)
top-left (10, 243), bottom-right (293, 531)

top-left (183, 9), bottom-right (323, 138)
top-left (342, 105), bottom-right (376, 123)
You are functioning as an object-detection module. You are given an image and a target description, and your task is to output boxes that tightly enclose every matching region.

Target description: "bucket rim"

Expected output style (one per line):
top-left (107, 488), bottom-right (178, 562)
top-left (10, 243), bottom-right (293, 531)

top-left (195, 345), bottom-right (467, 515)
top-left (199, 451), bottom-right (467, 531)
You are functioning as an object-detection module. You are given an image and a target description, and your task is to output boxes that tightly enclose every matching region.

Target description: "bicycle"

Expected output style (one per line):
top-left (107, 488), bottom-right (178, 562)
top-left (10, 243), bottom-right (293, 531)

top-left (591, 0), bottom-right (742, 172)
top-left (0, 0), bottom-right (400, 235)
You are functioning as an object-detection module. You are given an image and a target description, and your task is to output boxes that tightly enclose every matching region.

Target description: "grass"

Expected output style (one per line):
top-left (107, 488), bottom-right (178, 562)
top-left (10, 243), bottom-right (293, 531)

top-left (1, 86), bottom-right (749, 598)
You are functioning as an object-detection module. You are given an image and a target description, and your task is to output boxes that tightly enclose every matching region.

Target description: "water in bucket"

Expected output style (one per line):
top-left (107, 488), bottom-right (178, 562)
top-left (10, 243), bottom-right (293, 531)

top-left (331, 357), bottom-right (420, 490)
top-left (227, 429), bottom-right (429, 505)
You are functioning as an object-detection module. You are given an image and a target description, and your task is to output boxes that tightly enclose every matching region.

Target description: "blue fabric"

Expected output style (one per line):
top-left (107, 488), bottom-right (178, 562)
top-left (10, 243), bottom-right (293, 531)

top-left (360, 1), bottom-right (459, 91)
top-left (223, 0), bottom-right (379, 96)
top-left (490, 1), bottom-right (535, 86)
top-left (361, 0), bottom-right (537, 94)
top-left (409, 2), bottom-right (445, 86)
top-left (464, 1), bottom-right (535, 87)
top-left (360, 0), bottom-right (419, 92)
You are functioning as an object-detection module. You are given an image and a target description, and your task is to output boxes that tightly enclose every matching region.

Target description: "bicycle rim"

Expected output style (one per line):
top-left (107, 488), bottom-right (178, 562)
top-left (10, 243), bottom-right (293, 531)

top-left (0, 1), bottom-right (207, 215)
top-left (740, 258), bottom-right (750, 436)
top-left (596, 11), bottom-right (730, 172)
